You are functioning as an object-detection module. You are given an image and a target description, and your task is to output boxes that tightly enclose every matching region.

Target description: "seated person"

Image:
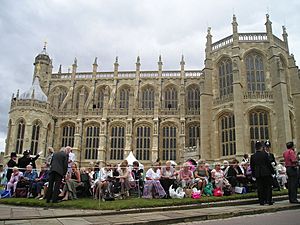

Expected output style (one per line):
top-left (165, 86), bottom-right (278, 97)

top-left (59, 163), bottom-right (81, 201)
top-left (131, 161), bottom-right (144, 195)
top-left (211, 162), bottom-right (229, 190)
top-left (276, 160), bottom-right (287, 189)
top-left (77, 167), bottom-right (92, 197)
top-left (205, 163), bottom-right (212, 182)
top-left (194, 161), bottom-right (209, 192)
top-left (111, 164), bottom-right (120, 195)
top-left (117, 160), bottom-right (131, 198)
top-left (226, 159), bottom-right (247, 188)
top-left (160, 161), bottom-right (176, 197)
top-left (178, 162), bottom-right (194, 188)
top-left (0, 164), bottom-right (6, 187)
top-left (17, 165), bottom-right (38, 197)
top-left (6, 166), bottom-right (23, 195)
top-left (30, 163), bottom-right (49, 199)
top-left (94, 163), bottom-right (113, 199)
top-left (143, 162), bottom-right (166, 199)
top-left (241, 162), bottom-right (253, 184)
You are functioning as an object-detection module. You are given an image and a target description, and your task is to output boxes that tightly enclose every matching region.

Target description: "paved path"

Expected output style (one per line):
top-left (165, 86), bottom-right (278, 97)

top-left (1, 200), bottom-right (300, 225)
top-left (175, 208), bottom-right (300, 225)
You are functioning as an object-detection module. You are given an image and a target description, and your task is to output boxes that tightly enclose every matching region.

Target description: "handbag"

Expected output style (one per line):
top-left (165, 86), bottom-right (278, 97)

top-left (213, 187), bottom-right (223, 197)
top-left (0, 190), bottom-right (11, 198)
top-left (234, 186), bottom-right (246, 194)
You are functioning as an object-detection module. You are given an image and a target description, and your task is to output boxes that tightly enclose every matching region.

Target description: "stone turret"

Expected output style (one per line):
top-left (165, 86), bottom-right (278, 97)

top-left (33, 42), bottom-right (53, 93)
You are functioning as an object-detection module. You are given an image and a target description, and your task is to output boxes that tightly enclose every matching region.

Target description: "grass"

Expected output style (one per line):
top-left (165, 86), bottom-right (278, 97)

top-left (0, 189), bottom-right (289, 210)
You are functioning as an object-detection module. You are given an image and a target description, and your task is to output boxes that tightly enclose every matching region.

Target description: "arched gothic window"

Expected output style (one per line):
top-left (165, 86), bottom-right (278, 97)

top-left (95, 89), bottom-right (104, 109)
top-left (30, 121), bottom-right (41, 155)
top-left (119, 88), bottom-right (130, 109)
top-left (164, 86), bottom-right (178, 109)
top-left (85, 125), bottom-right (99, 159)
top-left (136, 126), bottom-right (151, 160)
top-left (141, 87), bottom-right (154, 109)
top-left (245, 53), bottom-right (265, 92)
top-left (61, 124), bottom-right (75, 147)
top-left (58, 89), bottom-right (67, 108)
top-left (162, 126), bottom-right (177, 160)
top-left (249, 110), bottom-right (270, 152)
top-left (219, 59), bottom-right (233, 98)
top-left (16, 119), bottom-right (25, 154)
top-left (219, 114), bottom-right (236, 156)
top-left (110, 126), bottom-right (125, 160)
top-left (187, 125), bottom-right (200, 147)
top-left (187, 86), bottom-right (200, 109)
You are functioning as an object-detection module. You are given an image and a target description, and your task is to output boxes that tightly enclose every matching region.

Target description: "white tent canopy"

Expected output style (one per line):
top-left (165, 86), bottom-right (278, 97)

top-left (125, 151), bottom-right (144, 169)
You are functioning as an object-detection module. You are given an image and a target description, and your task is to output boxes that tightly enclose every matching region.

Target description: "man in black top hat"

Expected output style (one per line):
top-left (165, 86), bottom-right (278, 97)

top-left (18, 150), bottom-right (40, 172)
top-left (264, 140), bottom-right (280, 191)
top-left (6, 152), bottom-right (17, 181)
top-left (250, 141), bottom-right (275, 205)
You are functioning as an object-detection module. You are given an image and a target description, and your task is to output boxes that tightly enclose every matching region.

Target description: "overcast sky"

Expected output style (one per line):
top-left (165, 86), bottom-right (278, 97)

top-left (0, 0), bottom-right (299, 152)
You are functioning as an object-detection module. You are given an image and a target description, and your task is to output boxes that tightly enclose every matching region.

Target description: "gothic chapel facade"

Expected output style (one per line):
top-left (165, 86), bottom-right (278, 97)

top-left (5, 15), bottom-right (300, 166)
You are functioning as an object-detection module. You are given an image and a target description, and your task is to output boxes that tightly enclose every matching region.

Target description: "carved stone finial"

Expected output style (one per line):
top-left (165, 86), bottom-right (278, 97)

top-left (94, 57), bottom-right (98, 65)
top-left (207, 27), bottom-right (211, 35)
top-left (43, 41), bottom-right (47, 51)
top-left (74, 57), bottom-right (77, 66)
top-left (58, 64), bottom-right (62, 73)
top-left (137, 56), bottom-right (140, 64)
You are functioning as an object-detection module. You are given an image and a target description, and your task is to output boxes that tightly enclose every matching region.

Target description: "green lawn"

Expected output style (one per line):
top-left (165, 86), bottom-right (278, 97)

top-left (0, 189), bottom-right (289, 210)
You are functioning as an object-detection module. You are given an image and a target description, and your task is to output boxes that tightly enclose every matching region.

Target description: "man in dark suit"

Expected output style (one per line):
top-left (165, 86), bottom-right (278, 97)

top-left (46, 147), bottom-right (70, 203)
top-left (264, 140), bottom-right (280, 191)
top-left (6, 152), bottom-right (18, 181)
top-left (250, 141), bottom-right (275, 205)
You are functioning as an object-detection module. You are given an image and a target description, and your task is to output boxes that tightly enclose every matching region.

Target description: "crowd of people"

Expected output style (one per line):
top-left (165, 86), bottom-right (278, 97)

top-left (0, 140), bottom-right (299, 205)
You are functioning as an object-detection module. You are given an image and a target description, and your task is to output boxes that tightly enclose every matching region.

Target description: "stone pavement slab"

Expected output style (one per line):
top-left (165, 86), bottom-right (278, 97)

top-left (58, 218), bottom-right (92, 225)
top-left (30, 219), bottom-right (62, 225)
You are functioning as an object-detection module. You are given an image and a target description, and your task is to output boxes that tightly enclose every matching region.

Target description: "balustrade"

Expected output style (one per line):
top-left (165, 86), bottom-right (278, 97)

top-left (140, 72), bottom-right (158, 77)
top-left (185, 71), bottom-right (203, 77)
top-left (213, 94), bottom-right (234, 105)
top-left (238, 33), bottom-right (267, 42)
top-left (212, 35), bottom-right (233, 51)
top-left (243, 91), bottom-right (273, 100)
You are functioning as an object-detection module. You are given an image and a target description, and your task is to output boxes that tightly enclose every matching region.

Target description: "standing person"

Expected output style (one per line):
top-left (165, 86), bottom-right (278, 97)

top-left (46, 147), bottom-right (70, 203)
top-left (67, 146), bottom-right (75, 173)
top-left (45, 147), bottom-right (54, 167)
top-left (264, 140), bottom-right (280, 191)
top-left (283, 141), bottom-right (299, 203)
top-left (250, 141), bottom-right (275, 205)
top-left (18, 150), bottom-right (41, 172)
top-left (6, 152), bottom-right (18, 181)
